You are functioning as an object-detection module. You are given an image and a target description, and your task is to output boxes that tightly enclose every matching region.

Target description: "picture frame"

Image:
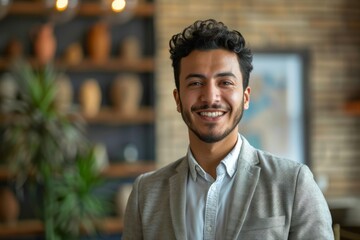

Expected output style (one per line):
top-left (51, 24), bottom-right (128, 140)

top-left (240, 50), bottom-right (309, 164)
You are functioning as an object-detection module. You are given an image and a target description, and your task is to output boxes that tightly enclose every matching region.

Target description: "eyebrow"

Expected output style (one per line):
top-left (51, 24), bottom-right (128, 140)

top-left (185, 72), bottom-right (237, 80)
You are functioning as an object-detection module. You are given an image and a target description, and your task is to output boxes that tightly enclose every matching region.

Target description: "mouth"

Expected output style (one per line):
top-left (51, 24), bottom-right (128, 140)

top-left (195, 110), bottom-right (227, 122)
top-left (198, 111), bottom-right (225, 118)
top-left (191, 104), bottom-right (229, 121)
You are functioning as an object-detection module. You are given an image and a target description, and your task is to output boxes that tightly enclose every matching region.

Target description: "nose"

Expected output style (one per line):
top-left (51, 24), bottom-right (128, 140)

top-left (200, 82), bottom-right (220, 104)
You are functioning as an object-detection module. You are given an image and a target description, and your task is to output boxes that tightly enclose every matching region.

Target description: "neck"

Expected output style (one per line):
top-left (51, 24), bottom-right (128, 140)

top-left (189, 131), bottom-right (238, 178)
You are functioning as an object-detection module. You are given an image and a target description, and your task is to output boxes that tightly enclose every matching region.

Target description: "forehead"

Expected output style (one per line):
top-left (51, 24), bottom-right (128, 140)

top-left (179, 49), bottom-right (241, 78)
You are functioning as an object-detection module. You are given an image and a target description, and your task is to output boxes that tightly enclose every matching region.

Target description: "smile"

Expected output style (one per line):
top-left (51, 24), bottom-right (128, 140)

top-left (199, 111), bottom-right (225, 118)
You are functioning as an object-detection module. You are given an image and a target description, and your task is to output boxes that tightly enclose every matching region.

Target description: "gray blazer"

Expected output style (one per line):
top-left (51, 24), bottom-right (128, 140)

top-left (123, 136), bottom-right (334, 240)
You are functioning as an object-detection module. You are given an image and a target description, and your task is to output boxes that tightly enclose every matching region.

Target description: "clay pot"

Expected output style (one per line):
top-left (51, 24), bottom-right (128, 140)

top-left (33, 23), bottom-right (57, 65)
top-left (63, 42), bottom-right (83, 66)
top-left (54, 73), bottom-right (73, 113)
top-left (0, 187), bottom-right (20, 226)
top-left (79, 79), bottom-right (102, 117)
top-left (110, 74), bottom-right (142, 116)
top-left (120, 36), bottom-right (141, 61)
top-left (87, 22), bottom-right (111, 63)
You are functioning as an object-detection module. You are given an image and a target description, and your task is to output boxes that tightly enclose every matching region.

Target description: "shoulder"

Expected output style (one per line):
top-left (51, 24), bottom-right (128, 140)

top-left (134, 157), bottom-right (187, 188)
top-left (255, 148), bottom-right (313, 184)
top-left (239, 135), bottom-right (304, 172)
top-left (239, 136), bottom-right (311, 185)
top-left (256, 148), bottom-right (304, 172)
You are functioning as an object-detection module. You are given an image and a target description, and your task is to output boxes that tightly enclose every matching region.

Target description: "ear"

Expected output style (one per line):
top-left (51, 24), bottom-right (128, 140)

top-left (243, 87), bottom-right (251, 110)
top-left (173, 89), bottom-right (181, 112)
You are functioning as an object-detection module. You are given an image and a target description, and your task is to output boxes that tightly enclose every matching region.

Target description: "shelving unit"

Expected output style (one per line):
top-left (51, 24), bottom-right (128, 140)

top-left (0, 0), bottom-right (156, 238)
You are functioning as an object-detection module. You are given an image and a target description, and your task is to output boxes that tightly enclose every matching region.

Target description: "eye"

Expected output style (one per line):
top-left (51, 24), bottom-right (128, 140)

top-left (188, 81), bottom-right (203, 87)
top-left (220, 80), bottom-right (234, 86)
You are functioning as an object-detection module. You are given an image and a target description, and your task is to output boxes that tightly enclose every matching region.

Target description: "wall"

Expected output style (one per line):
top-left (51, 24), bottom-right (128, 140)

top-left (155, 0), bottom-right (360, 199)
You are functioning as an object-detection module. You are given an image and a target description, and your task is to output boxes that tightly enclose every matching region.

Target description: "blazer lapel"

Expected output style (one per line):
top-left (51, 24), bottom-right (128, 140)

top-left (225, 136), bottom-right (261, 240)
top-left (169, 158), bottom-right (188, 240)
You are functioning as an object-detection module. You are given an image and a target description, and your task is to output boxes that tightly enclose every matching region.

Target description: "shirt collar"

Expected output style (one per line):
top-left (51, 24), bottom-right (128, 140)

top-left (187, 133), bottom-right (242, 181)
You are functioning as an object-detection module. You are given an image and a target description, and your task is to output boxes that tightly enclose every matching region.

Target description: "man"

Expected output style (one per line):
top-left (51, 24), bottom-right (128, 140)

top-left (123, 19), bottom-right (333, 240)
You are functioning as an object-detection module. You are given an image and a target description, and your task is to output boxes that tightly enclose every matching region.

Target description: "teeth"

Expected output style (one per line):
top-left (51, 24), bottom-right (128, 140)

top-left (200, 112), bottom-right (224, 117)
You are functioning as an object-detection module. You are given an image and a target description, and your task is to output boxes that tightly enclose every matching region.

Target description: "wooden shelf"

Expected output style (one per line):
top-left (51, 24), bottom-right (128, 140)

top-left (0, 162), bottom-right (156, 180)
top-left (0, 219), bottom-right (43, 237)
top-left (0, 107), bottom-right (155, 126)
top-left (101, 161), bottom-right (156, 178)
top-left (57, 57), bottom-right (155, 73)
top-left (83, 107), bottom-right (155, 125)
top-left (344, 100), bottom-right (360, 115)
top-left (8, 1), bottom-right (154, 17)
top-left (0, 57), bottom-right (155, 73)
top-left (0, 217), bottom-right (123, 237)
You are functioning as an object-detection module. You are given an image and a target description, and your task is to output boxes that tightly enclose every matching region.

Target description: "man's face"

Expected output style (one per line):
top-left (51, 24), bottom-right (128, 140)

top-left (173, 49), bottom-right (250, 143)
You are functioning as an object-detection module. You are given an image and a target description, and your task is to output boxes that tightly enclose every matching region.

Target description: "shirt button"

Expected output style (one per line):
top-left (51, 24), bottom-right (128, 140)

top-left (207, 226), bottom-right (212, 231)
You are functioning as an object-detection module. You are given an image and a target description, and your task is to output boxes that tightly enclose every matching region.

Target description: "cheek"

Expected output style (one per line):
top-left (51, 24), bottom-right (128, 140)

top-left (228, 92), bottom-right (244, 108)
top-left (180, 92), bottom-right (195, 108)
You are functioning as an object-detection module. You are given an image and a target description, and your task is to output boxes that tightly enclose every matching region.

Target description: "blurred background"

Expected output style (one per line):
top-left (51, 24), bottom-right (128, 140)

top-left (0, 0), bottom-right (359, 239)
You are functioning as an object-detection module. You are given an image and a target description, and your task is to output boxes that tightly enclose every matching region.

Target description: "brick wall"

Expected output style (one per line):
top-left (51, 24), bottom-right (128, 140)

top-left (154, 0), bottom-right (360, 198)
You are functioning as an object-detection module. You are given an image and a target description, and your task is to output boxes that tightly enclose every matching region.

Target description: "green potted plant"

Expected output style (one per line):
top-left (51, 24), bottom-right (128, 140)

top-left (0, 61), bottom-right (107, 239)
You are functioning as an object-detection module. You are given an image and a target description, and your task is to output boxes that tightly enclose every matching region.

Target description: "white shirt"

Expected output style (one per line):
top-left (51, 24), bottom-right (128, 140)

top-left (186, 134), bottom-right (242, 240)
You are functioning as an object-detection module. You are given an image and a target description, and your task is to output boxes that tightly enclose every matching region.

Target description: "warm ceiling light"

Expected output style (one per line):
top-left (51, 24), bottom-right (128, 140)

top-left (45, 0), bottom-right (78, 24)
top-left (101, 0), bottom-right (137, 24)
top-left (56, 0), bottom-right (68, 12)
top-left (111, 0), bottom-right (126, 13)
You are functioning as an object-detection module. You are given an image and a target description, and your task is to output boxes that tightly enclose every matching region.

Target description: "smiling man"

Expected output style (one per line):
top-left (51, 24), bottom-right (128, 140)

top-left (123, 19), bottom-right (334, 240)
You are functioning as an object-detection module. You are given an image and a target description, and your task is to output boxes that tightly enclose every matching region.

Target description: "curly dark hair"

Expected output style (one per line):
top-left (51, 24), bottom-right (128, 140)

top-left (169, 19), bottom-right (253, 90)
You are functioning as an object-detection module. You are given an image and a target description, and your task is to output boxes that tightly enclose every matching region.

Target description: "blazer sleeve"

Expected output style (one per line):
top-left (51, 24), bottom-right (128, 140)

top-left (289, 165), bottom-right (334, 240)
top-left (122, 174), bottom-right (144, 240)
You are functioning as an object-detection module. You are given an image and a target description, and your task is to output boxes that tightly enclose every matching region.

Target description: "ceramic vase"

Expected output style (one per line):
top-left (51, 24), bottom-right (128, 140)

top-left (110, 74), bottom-right (142, 116)
top-left (63, 42), bottom-right (83, 66)
top-left (0, 73), bottom-right (17, 99)
top-left (0, 187), bottom-right (19, 225)
top-left (54, 73), bottom-right (73, 113)
top-left (87, 22), bottom-right (111, 63)
top-left (33, 23), bottom-right (57, 65)
top-left (79, 79), bottom-right (102, 117)
top-left (0, 73), bottom-right (18, 112)
top-left (123, 143), bottom-right (139, 162)
top-left (121, 36), bottom-right (141, 61)
top-left (93, 143), bottom-right (109, 173)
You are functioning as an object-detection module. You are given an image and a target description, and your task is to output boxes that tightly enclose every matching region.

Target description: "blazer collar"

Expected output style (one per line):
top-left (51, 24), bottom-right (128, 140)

top-left (225, 135), bottom-right (261, 239)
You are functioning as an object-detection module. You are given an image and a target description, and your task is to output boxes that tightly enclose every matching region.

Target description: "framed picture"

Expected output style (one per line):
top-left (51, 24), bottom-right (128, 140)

top-left (240, 51), bottom-right (309, 164)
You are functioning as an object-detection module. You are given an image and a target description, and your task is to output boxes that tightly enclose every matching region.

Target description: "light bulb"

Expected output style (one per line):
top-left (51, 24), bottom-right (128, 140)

top-left (56, 0), bottom-right (68, 12)
top-left (45, 0), bottom-right (78, 24)
top-left (102, 0), bottom-right (138, 25)
top-left (111, 0), bottom-right (126, 13)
